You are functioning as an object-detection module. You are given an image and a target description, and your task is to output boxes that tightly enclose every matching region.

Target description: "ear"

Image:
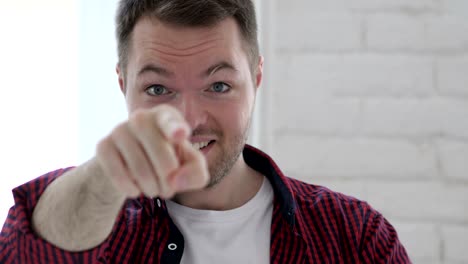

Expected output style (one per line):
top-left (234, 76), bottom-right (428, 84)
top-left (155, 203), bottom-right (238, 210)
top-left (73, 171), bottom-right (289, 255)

top-left (116, 63), bottom-right (126, 95)
top-left (255, 55), bottom-right (264, 89)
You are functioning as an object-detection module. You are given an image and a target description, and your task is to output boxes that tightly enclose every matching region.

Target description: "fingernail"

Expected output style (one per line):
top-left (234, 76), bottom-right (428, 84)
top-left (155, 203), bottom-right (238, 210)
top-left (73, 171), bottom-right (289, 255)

top-left (166, 120), bottom-right (180, 137)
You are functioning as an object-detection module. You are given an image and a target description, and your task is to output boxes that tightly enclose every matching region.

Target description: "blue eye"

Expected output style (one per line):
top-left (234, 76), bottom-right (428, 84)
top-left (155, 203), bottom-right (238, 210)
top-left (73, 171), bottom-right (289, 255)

top-left (210, 82), bottom-right (231, 93)
top-left (146, 85), bottom-right (170, 96)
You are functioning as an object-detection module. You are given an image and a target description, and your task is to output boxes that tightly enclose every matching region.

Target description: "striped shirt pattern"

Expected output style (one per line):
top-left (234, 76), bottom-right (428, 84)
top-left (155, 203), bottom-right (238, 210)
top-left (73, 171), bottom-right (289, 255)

top-left (0, 145), bottom-right (410, 263)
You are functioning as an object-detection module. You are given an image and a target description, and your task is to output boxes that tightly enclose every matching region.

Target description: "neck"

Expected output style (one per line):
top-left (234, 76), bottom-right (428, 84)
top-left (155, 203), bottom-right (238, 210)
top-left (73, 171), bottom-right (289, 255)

top-left (172, 155), bottom-right (263, 210)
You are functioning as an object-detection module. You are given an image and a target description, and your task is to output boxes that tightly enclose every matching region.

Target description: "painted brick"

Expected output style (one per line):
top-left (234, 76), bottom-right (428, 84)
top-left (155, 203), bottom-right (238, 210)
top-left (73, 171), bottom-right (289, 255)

top-left (366, 14), bottom-right (427, 51)
top-left (342, 54), bottom-right (432, 96)
top-left (425, 15), bottom-right (468, 51)
top-left (436, 99), bottom-right (468, 139)
top-left (330, 98), bottom-right (468, 139)
top-left (273, 136), bottom-right (438, 179)
top-left (411, 258), bottom-right (442, 264)
top-left (442, 225), bottom-right (468, 262)
top-left (274, 98), bottom-right (360, 135)
top-left (437, 139), bottom-right (468, 181)
top-left (276, 13), bottom-right (361, 52)
top-left (443, 0), bottom-right (468, 18)
top-left (348, 0), bottom-right (440, 11)
top-left (391, 221), bottom-right (440, 262)
top-left (272, 54), bottom-right (338, 98)
top-left (274, 54), bottom-right (434, 98)
top-left (367, 14), bottom-right (468, 52)
top-left (268, 1), bottom-right (468, 262)
top-left (360, 99), bottom-right (439, 137)
top-left (437, 56), bottom-right (468, 97)
top-left (365, 182), bottom-right (468, 222)
top-left (276, 0), bottom-right (348, 14)
top-left (274, 97), bottom-right (464, 139)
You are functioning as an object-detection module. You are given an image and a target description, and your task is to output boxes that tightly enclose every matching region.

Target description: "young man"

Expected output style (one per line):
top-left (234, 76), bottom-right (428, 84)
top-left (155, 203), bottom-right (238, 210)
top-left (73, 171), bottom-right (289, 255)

top-left (0, 0), bottom-right (410, 263)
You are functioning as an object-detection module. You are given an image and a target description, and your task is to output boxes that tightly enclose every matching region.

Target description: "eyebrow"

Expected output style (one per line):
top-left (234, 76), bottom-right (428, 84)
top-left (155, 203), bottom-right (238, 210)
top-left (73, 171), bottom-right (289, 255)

top-left (203, 61), bottom-right (238, 77)
top-left (137, 61), bottom-right (237, 78)
top-left (138, 64), bottom-right (172, 77)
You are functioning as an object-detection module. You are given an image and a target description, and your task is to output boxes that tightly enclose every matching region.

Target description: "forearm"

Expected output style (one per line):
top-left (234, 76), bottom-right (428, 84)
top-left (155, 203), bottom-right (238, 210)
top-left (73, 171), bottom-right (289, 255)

top-left (32, 158), bottom-right (126, 252)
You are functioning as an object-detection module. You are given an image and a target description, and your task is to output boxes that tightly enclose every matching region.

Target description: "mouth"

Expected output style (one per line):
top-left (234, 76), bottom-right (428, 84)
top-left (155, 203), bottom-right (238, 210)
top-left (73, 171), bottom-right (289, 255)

top-left (191, 140), bottom-right (215, 153)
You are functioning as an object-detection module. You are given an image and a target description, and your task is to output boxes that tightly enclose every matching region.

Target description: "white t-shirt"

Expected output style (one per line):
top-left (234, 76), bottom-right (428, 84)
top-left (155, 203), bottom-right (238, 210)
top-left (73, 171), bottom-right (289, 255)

top-left (166, 177), bottom-right (274, 264)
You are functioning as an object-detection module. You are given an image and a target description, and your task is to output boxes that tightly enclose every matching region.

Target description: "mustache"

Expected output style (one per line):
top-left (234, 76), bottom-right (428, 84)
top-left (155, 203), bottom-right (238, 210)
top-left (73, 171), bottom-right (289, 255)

top-left (191, 127), bottom-right (222, 138)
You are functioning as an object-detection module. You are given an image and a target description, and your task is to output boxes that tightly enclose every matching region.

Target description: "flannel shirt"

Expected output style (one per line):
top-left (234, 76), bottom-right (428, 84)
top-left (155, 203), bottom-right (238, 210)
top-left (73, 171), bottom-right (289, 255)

top-left (0, 145), bottom-right (410, 263)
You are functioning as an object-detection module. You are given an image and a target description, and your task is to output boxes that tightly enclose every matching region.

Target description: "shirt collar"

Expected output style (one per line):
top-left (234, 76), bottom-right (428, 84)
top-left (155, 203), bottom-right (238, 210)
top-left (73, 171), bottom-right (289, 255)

top-left (147, 144), bottom-right (299, 229)
top-left (243, 144), bottom-right (297, 228)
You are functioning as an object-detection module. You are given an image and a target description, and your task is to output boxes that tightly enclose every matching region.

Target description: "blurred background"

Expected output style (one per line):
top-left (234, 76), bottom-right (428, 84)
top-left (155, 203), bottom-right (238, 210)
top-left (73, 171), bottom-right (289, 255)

top-left (0, 0), bottom-right (467, 263)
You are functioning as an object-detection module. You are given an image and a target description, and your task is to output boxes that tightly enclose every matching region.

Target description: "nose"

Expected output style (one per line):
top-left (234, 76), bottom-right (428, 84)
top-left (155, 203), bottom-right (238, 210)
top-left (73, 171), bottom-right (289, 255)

top-left (172, 94), bottom-right (207, 130)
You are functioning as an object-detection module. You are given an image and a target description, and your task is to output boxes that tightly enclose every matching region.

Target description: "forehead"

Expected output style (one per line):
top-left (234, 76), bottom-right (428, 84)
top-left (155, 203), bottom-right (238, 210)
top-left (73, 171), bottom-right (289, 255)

top-left (128, 16), bottom-right (247, 70)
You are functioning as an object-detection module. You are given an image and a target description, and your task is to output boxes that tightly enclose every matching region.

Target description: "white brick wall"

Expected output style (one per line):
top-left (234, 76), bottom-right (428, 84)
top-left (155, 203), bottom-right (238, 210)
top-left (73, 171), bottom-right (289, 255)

top-left (437, 56), bottom-right (468, 96)
top-left (274, 136), bottom-right (438, 179)
top-left (348, 0), bottom-right (441, 11)
top-left (367, 14), bottom-right (468, 52)
top-left (366, 182), bottom-right (468, 222)
top-left (437, 139), bottom-right (468, 181)
top-left (274, 54), bottom-right (435, 97)
top-left (276, 14), bottom-right (362, 52)
top-left (262, 0), bottom-right (468, 262)
top-left (391, 222), bottom-right (440, 263)
top-left (443, 226), bottom-right (468, 263)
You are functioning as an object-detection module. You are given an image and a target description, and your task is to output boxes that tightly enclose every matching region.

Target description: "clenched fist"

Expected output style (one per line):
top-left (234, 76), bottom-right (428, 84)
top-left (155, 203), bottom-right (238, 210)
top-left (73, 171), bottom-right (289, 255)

top-left (95, 104), bottom-right (209, 199)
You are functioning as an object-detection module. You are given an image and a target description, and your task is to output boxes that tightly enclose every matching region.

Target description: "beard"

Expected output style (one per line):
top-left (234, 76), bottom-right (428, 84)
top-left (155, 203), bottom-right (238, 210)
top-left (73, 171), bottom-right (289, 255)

top-left (192, 118), bottom-right (251, 189)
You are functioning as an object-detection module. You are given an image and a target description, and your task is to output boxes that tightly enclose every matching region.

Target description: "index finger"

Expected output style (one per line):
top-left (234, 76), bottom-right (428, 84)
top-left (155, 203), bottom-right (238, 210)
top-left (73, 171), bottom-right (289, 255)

top-left (169, 140), bottom-right (209, 192)
top-left (153, 105), bottom-right (190, 142)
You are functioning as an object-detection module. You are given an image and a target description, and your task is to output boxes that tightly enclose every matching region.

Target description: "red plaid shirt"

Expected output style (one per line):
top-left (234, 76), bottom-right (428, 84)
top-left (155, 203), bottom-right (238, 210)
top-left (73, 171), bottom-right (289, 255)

top-left (0, 145), bottom-right (410, 263)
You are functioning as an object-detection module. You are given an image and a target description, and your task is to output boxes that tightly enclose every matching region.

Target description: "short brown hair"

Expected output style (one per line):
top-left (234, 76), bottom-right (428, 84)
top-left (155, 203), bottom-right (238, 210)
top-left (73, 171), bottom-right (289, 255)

top-left (115, 0), bottom-right (259, 76)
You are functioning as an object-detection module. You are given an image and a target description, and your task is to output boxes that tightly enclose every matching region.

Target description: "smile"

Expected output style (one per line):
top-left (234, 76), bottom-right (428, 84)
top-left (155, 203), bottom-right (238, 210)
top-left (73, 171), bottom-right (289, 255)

top-left (191, 140), bottom-right (215, 150)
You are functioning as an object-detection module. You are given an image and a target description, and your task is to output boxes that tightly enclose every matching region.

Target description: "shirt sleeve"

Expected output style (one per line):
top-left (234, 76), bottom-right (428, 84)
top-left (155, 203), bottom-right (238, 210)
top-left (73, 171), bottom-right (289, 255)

top-left (0, 168), bottom-right (109, 264)
top-left (359, 208), bottom-right (412, 263)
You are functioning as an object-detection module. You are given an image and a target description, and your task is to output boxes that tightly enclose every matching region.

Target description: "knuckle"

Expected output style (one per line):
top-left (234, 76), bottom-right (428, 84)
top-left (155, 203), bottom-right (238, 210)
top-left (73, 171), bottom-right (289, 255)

top-left (96, 137), bottom-right (111, 156)
top-left (130, 168), bottom-right (145, 183)
top-left (137, 173), bottom-right (160, 196)
top-left (111, 122), bottom-right (128, 139)
top-left (163, 189), bottom-right (175, 199)
top-left (124, 184), bottom-right (140, 198)
top-left (141, 183), bottom-right (158, 197)
top-left (127, 190), bottom-right (141, 199)
top-left (136, 171), bottom-right (152, 183)
top-left (114, 173), bottom-right (140, 197)
top-left (142, 190), bottom-right (157, 198)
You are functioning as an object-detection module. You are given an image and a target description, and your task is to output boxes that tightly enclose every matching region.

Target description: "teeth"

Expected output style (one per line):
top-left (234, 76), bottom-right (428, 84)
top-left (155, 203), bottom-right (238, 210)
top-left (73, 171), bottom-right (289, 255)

top-left (192, 141), bottom-right (210, 150)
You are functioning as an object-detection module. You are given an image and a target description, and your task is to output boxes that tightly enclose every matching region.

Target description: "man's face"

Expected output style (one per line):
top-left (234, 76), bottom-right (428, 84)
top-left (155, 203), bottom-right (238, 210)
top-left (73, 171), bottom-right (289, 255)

top-left (118, 16), bottom-right (263, 186)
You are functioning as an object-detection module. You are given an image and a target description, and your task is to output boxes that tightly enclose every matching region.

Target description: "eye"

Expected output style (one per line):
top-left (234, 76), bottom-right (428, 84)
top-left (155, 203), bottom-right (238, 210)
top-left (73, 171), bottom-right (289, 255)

top-left (209, 82), bottom-right (231, 93)
top-left (145, 85), bottom-right (171, 96)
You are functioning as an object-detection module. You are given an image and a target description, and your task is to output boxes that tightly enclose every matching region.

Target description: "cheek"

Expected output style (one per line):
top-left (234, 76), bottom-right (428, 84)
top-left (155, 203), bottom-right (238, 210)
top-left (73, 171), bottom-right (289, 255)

top-left (126, 94), bottom-right (143, 114)
top-left (124, 73), bottom-right (157, 113)
top-left (125, 88), bottom-right (158, 114)
top-left (213, 95), bottom-right (254, 137)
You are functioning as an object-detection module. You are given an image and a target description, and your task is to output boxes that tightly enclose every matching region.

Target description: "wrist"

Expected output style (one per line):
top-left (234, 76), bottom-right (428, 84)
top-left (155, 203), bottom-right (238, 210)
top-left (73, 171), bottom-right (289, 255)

top-left (84, 157), bottom-right (127, 207)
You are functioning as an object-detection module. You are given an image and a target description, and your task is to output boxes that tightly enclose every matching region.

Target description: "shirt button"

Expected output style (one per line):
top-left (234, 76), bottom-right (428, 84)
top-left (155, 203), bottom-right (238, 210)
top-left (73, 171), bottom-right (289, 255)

top-left (168, 243), bottom-right (177, 250)
top-left (156, 199), bottom-right (161, 207)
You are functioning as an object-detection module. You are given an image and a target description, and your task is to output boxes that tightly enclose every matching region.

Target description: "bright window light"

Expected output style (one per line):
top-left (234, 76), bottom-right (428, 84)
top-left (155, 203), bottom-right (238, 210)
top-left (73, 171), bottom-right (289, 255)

top-left (0, 1), bottom-right (79, 224)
